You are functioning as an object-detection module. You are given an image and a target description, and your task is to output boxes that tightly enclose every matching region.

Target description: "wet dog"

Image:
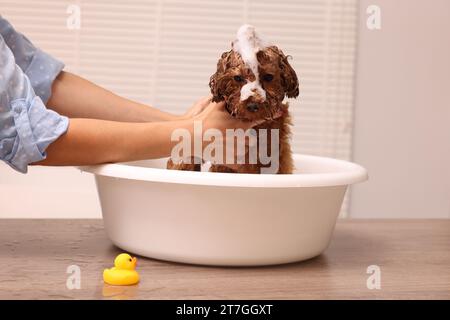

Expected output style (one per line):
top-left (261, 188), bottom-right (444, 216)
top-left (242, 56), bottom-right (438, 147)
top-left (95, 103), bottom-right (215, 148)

top-left (168, 25), bottom-right (299, 174)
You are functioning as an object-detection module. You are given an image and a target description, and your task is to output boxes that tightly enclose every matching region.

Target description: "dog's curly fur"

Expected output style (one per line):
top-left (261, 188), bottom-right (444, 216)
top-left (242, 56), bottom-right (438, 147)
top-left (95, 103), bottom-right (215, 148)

top-left (167, 45), bottom-right (299, 174)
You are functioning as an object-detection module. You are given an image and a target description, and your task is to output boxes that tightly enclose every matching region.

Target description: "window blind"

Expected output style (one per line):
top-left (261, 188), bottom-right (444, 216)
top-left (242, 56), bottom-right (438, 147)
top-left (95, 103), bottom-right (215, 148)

top-left (1, 0), bottom-right (358, 217)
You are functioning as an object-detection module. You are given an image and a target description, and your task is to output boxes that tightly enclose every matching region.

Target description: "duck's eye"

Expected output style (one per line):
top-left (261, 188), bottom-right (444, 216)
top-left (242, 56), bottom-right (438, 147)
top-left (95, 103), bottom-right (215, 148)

top-left (263, 74), bottom-right (274, 82)
top-left (129, 259), bottom-right (132, 262)
top-left (233, 75), bottom-right (244, 82)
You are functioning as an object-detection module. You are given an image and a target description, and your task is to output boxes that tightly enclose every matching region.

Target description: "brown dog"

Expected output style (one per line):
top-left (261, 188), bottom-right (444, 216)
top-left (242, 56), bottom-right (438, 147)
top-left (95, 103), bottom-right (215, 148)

top-left (167, 25), bottom-right (299, 174)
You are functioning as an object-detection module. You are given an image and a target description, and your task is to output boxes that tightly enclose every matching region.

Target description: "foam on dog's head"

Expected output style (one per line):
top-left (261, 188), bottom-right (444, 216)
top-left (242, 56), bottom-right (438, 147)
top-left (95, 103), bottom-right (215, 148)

top-left (232, 25), bottom-right (268, 101)
top-left (209, 25), bottom-right (299, 121)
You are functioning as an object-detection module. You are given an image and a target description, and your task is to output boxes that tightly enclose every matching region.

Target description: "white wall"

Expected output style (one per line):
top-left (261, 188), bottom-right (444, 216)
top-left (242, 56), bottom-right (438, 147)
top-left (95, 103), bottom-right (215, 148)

top-left (350, 0), bottom-right (450, 218)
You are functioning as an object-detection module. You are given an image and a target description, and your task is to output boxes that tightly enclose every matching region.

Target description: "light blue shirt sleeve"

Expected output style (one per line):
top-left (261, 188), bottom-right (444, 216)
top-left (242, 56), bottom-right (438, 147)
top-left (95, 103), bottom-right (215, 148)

top-left (0, 25), bottom-right (69, 173)
top-left (0, 15), bottom-right (64, 104)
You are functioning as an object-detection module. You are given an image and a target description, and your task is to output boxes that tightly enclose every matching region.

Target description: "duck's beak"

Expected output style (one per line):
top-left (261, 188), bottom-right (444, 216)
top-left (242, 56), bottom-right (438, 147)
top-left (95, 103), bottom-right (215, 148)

top-left (132, 257), bottom-right (137, 267)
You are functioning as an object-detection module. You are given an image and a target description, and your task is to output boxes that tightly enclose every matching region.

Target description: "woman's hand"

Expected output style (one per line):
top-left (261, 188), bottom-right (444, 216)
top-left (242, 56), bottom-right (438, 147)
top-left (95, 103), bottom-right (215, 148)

top-left (194, 100), bottom-right (261, 133)
top-left (179, 96), bottom-right (212, 119)
top-left (189, 100), bottom-right (264, 162)
top-left (35, 97), bottom-right (263, 168)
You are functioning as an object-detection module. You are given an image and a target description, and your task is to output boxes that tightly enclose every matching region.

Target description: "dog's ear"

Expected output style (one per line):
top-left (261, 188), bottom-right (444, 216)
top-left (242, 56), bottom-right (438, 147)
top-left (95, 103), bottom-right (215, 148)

top-left (209, 72), bottom-right (223, 103)
top-left (270, 46), bottom-right (299, 99)
top-left (209, 50), bottom-right (233, 102)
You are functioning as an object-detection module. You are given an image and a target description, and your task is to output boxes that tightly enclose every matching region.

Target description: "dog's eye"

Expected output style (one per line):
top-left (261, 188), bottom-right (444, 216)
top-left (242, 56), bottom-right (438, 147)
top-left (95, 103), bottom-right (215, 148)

top-left (233, 75), bottom-right (244, 82)
top-left (263, 74), bottom-right (274, 82)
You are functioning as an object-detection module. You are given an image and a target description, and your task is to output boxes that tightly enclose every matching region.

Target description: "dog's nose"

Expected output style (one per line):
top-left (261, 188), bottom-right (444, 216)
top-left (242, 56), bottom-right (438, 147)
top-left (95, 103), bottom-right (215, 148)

top-left (246, 103), bottom-right (259, 112)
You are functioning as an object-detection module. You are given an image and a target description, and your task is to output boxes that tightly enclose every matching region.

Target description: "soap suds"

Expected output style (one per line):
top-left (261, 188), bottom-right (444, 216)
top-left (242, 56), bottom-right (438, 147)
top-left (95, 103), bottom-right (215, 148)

top-left (232, 24), bottom-right (267, 101)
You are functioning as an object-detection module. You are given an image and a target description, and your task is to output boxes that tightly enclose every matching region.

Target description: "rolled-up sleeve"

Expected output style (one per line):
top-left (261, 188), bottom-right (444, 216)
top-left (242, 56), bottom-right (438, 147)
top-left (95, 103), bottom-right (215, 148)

top-left (0, 33), bottom-right (68, 173)
top-left (0, 15), bottom-right (64, 104)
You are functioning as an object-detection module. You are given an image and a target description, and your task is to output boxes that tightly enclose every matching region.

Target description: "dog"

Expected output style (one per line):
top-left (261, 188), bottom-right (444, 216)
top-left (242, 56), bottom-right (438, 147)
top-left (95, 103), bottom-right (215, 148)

top-left (167, 25), bottom-right (299, 174)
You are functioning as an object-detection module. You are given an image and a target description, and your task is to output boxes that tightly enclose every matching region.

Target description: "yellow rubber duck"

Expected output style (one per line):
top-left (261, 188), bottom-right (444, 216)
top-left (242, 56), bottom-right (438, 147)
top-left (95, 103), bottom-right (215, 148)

top-left (103, 253), bottom-right (140, 286)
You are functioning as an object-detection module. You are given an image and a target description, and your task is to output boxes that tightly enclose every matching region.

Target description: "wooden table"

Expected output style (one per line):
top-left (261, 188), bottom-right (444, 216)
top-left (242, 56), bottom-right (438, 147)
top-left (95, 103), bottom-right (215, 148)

top-left (0, 219), bottom-right (448, 299)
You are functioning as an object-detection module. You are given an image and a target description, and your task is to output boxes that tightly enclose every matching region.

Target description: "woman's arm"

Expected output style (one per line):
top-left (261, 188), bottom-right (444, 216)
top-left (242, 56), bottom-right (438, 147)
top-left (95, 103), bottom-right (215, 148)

top-left (34, 102), bottom-right (257, 166)
top-left (35, 118), bottom-right (190, 165)
top-left (47, 71), bottom-right (185, 122)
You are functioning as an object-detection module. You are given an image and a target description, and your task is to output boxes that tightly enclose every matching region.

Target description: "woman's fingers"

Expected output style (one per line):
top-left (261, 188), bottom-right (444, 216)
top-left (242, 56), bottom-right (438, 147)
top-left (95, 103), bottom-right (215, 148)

top-left (250, 118), bottom-right (266, 128)
top-left (205, 100), bottom-right (225, 111)
top-left (198, 101), bottom-right (225, 119)
top-left (191, 101), bottom-right (273, 156)
top-left (197, 96), bottom-right (213, 110)
top-left (185, 96), bottom-right (213, 118)
top-left (198, 101), bottom-right (268, 133)
top-left (185, 94), bottom-right (266, 130)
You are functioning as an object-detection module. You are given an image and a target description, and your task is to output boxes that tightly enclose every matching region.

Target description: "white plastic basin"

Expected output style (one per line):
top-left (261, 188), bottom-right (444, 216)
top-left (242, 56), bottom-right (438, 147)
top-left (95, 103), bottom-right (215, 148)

top-left (80, 154), bottom-right (368, 266)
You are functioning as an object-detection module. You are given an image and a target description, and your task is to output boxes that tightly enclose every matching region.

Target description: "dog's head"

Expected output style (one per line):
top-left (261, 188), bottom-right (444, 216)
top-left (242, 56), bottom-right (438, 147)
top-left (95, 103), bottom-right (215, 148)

top-left (209, 25), bottom-right (299, 121)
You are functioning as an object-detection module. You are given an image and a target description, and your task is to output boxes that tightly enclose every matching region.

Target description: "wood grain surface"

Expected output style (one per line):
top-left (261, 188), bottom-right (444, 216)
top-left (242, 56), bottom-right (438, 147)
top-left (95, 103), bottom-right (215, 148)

top-left (0, 219), bottom-right (448, 299)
